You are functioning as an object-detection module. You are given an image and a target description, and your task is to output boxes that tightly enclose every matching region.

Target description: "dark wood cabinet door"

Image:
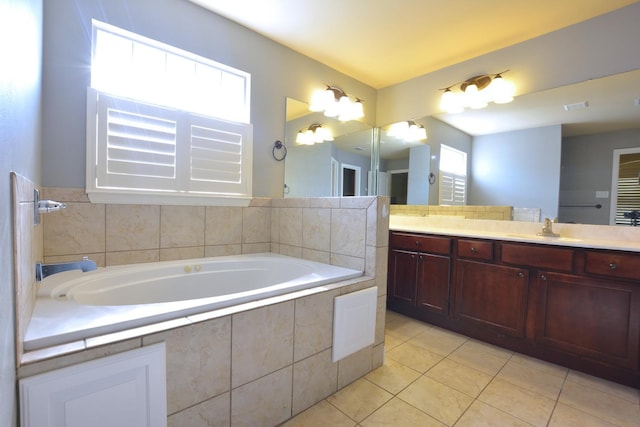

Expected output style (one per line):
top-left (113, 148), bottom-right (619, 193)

top-left (388, 248), bottom-right (417, 304)
top-left (416, 253), bottom-right (451, 315)
top-left (454, 260), bottom-right (529, 338)
top-left (534, 271), bottom-right (640, 370)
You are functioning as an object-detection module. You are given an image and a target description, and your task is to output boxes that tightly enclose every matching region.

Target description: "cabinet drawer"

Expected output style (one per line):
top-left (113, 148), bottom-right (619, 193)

top-left (585, 250), bottom-right (640, 281)
top-left (501, 243), bottom-right (574, 272)
top-left (390, 232), bottom-right (451, 255)
top-left (457, 239), bottom-right (493, 261)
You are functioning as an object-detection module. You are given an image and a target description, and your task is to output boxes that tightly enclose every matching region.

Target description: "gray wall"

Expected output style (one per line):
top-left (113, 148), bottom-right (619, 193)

top-left (41, 0), bottom-right (376, 198)
top-left (560, 128), bottom-right (640, 224)
top-left (422, 117), bottom-right (472, 205)
top-left (470, 125), bottom-right (562, 219)
top-left (0, 0), bottom-right (42, 425)
top-left (284, 142), bottom-right (332, 197)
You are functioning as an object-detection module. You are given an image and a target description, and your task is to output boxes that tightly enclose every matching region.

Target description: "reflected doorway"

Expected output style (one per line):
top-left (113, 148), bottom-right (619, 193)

top-left (341, 163), bottom-right (361, 197)
top-left (331, 158), bottom-right (339, 197)
top-left (389, 169), bottom-right (408, 204)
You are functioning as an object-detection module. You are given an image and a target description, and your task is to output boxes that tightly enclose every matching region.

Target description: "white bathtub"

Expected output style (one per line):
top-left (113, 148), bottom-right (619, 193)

top-left (24, 253), bottom-right (363, 351)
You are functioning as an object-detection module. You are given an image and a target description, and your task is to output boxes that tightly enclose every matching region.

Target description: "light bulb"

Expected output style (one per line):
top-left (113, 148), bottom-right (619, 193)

top-left (440, 88), bottom-right (464, 114)
top-left (490, 75), bottom-right (514, 104)
top-left (351, 99), bottom-right (364, 120)
top-left (388, 121), bottom-right (409, 138)
top-left (308, 89), bottom-right (326, 112)
top-left (465, 83), bottom-right (487, 109)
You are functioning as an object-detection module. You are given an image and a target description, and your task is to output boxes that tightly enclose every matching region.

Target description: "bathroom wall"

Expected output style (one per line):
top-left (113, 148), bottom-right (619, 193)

top-left (0, 0), bottom-right (43, 425)
top-left (41, 0), bottom-right (377, 198)
top-left (470, 125), bottom-right (562, 220)
top-left (560, 128), bottom-right (640, 225)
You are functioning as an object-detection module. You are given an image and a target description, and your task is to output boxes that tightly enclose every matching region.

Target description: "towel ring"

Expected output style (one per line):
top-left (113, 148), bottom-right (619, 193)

top-left (272, 140), bottom-right (287, 161)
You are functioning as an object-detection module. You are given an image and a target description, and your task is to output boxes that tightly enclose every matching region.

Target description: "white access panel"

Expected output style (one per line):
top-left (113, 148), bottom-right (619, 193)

top-left (20, 343), bottom-right (166, 427)
top-left (333, 286), bottom-right (377, 362)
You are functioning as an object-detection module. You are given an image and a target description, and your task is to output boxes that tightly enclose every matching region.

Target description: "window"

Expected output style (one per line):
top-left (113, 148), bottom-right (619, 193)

top-left (613, 150), bottom-right (640, 225)
top-left (439, 144), bottom-right (467, 205)
top-left (87, 20), bottom-right (252, 205)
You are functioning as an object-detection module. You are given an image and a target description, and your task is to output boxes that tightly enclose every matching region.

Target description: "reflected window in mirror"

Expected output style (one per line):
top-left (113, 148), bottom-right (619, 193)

top-left (439, 144), bottom-right (467, 205)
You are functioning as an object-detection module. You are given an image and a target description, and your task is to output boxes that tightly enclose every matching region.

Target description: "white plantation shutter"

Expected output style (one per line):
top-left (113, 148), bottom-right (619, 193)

top-left (615, 179), bottom-right (640, 225)
top-left (96, 94), bottom-right (179, 191)
top-left (439, 173), bottom-right (467, 205)
top-left (188, 114), bottom-right (251, 194)
top-left (438, 144), bottom-right (467, 206)
top-left (88, 90), bottom-right (252, 202)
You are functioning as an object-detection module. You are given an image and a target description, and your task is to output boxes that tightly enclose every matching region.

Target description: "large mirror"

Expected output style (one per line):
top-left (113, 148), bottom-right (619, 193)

top-left (284, 69), bottom-right (640, 225)
top-left (284, 97), bottom-right (374, 197)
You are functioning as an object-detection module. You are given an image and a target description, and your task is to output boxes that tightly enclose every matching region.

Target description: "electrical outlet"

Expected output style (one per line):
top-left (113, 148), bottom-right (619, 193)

top-left (595, 191), bottom-right (609, 199)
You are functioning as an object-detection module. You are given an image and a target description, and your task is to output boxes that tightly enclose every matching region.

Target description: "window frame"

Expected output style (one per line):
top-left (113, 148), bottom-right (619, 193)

top-left (438, 144), bottom-right (468, 206)
top-left (86, 90), bottom-right (254, 206)
top-left (87, 21), bottom-right (253, 206)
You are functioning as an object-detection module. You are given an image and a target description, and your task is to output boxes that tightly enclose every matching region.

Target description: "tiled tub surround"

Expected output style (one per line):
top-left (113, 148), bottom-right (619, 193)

top-left (14, 187), bottom-right (389, 426)
top-left (390, 204), bottom-right (513, 220)
top-left (11, 173), bottom-right (44, 365)
top-left (19, 277), bottom-right (383, 426)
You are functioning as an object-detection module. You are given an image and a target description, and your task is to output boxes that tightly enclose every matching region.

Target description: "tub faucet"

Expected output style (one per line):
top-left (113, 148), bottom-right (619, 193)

top-left (537, 217), bottom-right (560, 237)
top-left (36, 257), bottom-right (97, 281)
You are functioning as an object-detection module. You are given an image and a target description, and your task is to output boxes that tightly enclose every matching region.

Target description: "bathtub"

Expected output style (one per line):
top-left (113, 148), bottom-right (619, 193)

top-left (24, 253), bottom-right (363, 352)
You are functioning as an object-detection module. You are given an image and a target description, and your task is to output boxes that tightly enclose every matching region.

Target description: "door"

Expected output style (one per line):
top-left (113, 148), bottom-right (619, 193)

top-left (341, 163), bottom-right (361, 196)
top-left (534, 271), bottom-right (640, 369)
top-left (19, 344), bottom-right (167, 427)
top-left (389, 170), bottom-right (408, 204)
top-left (416, 253), bottom-right (451, 315)
top-left (454, 260), bottom-right (529, 338)
top-left (388, 249), bottom-right (417, 306)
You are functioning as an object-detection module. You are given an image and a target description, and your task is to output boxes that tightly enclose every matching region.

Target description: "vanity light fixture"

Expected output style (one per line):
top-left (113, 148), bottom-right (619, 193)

top-left (309, 85), bottom-right (364, 122)
top-left (295, 123), bottom-right (334, 145)
top-left (439, 70), bottom-right (515, 114)
top-left (387, 120), bottom-right (427, 142)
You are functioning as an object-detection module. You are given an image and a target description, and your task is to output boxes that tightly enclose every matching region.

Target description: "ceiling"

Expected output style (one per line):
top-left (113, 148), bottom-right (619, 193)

top-left (188, 0), bottom-right (638, 89)
top-left (189, 0), bottom-right (640, 138)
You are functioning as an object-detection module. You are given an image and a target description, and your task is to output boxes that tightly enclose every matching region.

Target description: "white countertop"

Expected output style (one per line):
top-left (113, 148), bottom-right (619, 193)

top-left (389, 216), bottom-right (640, 252)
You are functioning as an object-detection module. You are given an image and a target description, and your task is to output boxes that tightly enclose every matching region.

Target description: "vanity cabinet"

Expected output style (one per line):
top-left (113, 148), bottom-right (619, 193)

top-left (387, 233), bottom-right (451, 319)
top-left (454, 238), bottom-right (530, 339)
top-left (454, 259), bottom-right (529, 339)
top-left (533, 270), bottom-right (640, 371)
top-left (387, 230), bottom-right (640, 388)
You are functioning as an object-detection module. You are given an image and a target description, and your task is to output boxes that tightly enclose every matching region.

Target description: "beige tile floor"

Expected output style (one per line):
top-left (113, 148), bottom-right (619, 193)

top-left (281, 311), bottom-right (640, 427)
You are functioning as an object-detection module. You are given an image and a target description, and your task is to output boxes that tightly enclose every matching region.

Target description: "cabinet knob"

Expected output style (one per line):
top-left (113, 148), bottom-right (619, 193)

top-left (470, 247), bottom-right (478, 253)
top-left (540, 274), bottom-right (547, 281)
top-left (517, 272), bottom-right (525, 278)
top-left (609, 263), bottom-right (617, 270)
top-left (415, 240), bottom-right (421, 247)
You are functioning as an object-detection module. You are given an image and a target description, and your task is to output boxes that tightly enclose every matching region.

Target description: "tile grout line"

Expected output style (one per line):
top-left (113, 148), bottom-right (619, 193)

top-left (544, 368), bottom-right (570, 427)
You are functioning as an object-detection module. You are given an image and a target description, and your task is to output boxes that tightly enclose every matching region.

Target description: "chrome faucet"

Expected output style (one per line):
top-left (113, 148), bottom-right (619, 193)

top-left (36, 257), bottom-right (97, 281)
top-left (537, 217), bottom-right (560, 237)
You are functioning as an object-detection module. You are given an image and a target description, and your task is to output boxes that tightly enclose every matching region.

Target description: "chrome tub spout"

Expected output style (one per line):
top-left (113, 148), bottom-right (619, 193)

top-left (36, 257), bottom-right (97, 281)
